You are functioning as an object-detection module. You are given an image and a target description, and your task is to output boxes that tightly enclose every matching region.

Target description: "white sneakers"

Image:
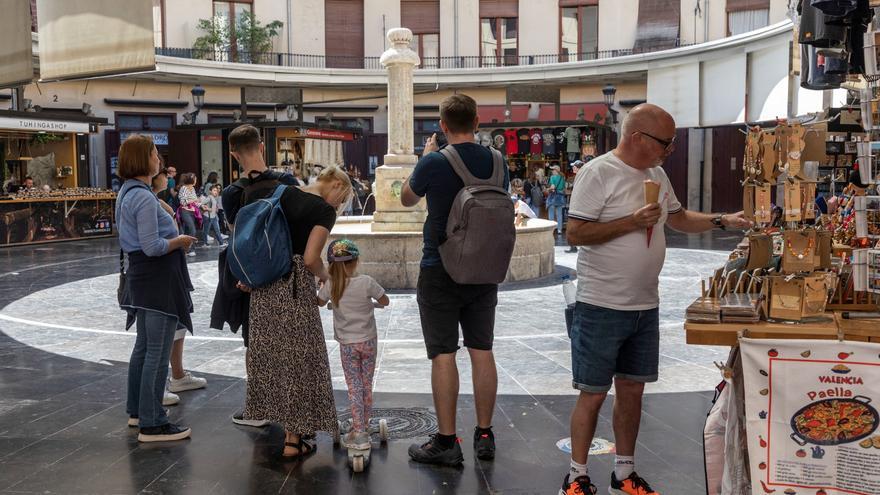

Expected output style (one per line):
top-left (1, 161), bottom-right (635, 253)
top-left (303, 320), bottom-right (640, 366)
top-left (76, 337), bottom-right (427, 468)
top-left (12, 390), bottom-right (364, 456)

top-left (232, 411), bottom-right (270, 427)
top-left (163, 389), bottom-right (180, 406)
top-left (342, 431), bottom-right (372, 450)
top-left (168, 371), bottom-right (207, 393)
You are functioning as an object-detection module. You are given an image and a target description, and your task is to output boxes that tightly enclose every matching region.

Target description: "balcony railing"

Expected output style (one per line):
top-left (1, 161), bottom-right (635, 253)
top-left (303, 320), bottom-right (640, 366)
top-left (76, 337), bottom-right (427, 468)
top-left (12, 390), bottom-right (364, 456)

top-left (155, 41), bottom-right (688, 70)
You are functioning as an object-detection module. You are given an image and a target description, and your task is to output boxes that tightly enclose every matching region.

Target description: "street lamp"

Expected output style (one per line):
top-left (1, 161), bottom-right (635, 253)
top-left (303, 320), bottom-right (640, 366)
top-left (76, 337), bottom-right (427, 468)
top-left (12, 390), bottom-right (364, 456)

top-left (191, 85), bottom-right (206, 109)
top-left (183, 85), bottom-right (206, 125)
top-left (602, 83), bottom-right (619, 126)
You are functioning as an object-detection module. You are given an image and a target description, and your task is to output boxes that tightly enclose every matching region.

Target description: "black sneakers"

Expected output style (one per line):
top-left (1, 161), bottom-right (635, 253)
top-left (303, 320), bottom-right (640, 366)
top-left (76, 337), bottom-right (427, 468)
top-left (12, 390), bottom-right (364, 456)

top-left (137, 423), bottom-right (191, 442)
top-left (473, 427), bottom-right (496, 460)
top-left (408, 434), bottom-right (464, 466)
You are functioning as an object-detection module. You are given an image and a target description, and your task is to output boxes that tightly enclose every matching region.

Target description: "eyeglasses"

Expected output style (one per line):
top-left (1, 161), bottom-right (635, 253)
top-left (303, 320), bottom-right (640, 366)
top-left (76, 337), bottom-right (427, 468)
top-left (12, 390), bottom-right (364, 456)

top-left (635, 131), bottom-right (675, 151)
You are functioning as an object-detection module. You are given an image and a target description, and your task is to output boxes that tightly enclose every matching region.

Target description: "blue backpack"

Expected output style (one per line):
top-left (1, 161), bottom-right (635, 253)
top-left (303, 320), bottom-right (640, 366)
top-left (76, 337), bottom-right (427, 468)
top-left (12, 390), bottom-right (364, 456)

top-left (228, 184), bottom-right (292, 288)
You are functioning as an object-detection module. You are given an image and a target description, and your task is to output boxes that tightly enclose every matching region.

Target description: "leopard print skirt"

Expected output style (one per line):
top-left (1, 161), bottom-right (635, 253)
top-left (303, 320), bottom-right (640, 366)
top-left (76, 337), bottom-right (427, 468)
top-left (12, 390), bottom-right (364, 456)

top-left (244, 255), bottom-right (338, 434)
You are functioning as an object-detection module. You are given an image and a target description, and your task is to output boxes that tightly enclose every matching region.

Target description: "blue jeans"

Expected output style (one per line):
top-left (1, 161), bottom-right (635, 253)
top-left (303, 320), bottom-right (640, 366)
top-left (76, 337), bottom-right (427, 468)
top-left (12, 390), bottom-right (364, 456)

top-left (201, 216), bottom-right (223, 245)
top-left (569, 302), bottom-right (660, 393)
top-left (548, 204), bottom-right (565, 232)
top-left (179, 209), bottom-right (198, 247)
top-left (126, 309), bottom-right (178, 428)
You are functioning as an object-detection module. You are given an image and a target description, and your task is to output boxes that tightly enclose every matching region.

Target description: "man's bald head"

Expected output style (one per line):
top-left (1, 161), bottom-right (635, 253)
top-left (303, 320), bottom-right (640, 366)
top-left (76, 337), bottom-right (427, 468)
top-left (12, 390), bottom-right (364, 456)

top-left (615, 103), bottom-right (677, 169)
top-left (621, 104), bottom-right (675, 138)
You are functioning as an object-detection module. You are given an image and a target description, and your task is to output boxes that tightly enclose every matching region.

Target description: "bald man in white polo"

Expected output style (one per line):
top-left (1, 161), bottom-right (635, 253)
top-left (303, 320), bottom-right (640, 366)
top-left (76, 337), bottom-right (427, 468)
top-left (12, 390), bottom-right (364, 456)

top-left (558, 104), bottom-right (751, 495)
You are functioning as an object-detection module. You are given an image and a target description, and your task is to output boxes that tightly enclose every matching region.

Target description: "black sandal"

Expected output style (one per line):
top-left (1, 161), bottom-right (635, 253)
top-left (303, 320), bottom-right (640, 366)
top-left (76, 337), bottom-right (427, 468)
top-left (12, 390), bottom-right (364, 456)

top-left (282, 438), bottom-right (316, 459)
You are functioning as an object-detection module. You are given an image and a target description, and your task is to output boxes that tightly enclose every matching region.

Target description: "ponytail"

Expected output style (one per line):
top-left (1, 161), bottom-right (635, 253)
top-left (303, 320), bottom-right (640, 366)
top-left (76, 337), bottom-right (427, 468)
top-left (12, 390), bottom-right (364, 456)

top-left (329, 259), bottom-right (358, 307)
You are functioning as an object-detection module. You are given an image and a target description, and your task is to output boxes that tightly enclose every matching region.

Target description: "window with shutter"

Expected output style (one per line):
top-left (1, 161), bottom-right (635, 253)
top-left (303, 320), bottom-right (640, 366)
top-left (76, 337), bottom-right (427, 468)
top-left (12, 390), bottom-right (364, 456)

top-left (325, 0), bottom-right (365, 68)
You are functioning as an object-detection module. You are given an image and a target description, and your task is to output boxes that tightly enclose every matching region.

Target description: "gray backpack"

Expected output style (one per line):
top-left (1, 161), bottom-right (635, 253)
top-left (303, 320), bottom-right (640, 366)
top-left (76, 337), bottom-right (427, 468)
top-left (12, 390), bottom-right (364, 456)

top-left (438, 146), bottom-right (516, 285)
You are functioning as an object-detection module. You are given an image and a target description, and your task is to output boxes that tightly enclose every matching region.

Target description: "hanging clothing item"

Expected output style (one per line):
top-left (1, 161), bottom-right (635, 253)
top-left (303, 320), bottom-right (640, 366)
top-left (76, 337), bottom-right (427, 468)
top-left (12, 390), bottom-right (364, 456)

top-left (801, 43), bottom-right (845, 90)
top-left (811, 0), bottom-right (858, 17)
top-left (799, 0), bottom-right (848, 48)
top-left (564, 127), bottom-right (581, 154)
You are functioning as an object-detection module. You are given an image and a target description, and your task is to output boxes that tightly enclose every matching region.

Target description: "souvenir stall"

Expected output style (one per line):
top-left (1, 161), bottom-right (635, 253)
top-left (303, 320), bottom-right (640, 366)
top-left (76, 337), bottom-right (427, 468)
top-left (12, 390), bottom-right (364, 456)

top-left (687, 114), bottom-right (880, 495)
top-left (0, 111), bottom-right (114, 247)
top-left (273, 127), bottom-right (352, 180)
top-left (474, 120), bottom-right (614, 181)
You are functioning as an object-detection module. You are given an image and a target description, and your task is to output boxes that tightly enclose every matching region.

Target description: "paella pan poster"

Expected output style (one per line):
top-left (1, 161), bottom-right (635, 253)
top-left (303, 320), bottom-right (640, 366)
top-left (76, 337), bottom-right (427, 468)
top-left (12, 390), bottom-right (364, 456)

top-left (742, 338), bottom-right (880, 495)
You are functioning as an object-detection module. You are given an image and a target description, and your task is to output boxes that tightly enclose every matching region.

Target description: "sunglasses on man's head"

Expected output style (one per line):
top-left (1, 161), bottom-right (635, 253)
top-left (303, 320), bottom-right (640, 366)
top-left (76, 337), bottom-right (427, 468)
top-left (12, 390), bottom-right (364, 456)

top-left (635, 131), bottom-right (675, 150)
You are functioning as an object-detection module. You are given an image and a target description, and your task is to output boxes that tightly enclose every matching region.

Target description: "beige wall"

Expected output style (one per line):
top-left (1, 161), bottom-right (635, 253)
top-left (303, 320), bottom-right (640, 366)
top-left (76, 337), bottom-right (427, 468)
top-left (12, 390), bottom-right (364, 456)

top-left (598, 0), bottom-right (638, 52)
top-left (769, 0), bottom-right (790, 24)
top-left (164, 0), bottom-right (211, 48)
top-left (253, 0), bottom-right (289, 53)
top-left (519, 0), bottom-right (559, 56)
top-left (291, 0), bottom-right (325, 55)
top-left (365, 0), bottom-right (401, 57)
top-left (680, 0), bottom-right (704, 45)
top-left (707, 0), bottom-right (728, 40)
top-left (453, 0), bottom-right (480, 58)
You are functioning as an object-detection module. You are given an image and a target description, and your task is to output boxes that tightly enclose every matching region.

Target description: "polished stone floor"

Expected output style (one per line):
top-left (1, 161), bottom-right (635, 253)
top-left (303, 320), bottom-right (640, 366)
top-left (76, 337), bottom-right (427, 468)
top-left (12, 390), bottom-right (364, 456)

top-left (0, 230), bottom-right (739, 494)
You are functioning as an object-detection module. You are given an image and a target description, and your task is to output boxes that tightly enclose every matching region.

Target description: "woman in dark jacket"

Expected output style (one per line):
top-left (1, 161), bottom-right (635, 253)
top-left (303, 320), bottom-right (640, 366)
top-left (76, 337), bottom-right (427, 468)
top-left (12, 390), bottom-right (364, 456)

top-left (116, 135), bottom-right (196, 442)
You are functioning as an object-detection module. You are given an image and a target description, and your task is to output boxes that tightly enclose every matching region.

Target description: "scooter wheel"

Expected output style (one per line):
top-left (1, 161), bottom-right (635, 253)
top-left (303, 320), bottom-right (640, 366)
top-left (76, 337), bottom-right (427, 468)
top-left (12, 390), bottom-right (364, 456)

top-left (379, 419), bottom-right (389, 443)
top-left (333, 420), bottom-right (342, 446)
top-left (352, 455), bottom-right (365, 473)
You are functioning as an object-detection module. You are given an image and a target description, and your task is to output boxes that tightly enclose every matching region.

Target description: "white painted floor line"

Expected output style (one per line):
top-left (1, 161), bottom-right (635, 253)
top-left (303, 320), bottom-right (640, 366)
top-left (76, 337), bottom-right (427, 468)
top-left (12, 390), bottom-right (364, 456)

top-left (0, 312), bottom-right (568, 344)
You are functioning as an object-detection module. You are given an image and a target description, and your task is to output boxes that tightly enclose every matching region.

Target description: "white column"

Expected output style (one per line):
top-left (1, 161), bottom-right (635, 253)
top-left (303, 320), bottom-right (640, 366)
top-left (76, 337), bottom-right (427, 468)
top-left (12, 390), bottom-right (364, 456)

top-left (371, 28), bottom-right (427, 232)
top-left (380, 28), bottom-right (420, 164)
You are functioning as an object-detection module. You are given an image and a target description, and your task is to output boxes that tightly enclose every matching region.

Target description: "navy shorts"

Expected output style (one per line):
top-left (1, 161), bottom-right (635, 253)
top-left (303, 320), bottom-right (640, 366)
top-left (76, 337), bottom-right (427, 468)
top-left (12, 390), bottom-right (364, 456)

top-left (417, 265), bottom-right (498, 359)
top-left (569, 302), bottom-right (660, 393)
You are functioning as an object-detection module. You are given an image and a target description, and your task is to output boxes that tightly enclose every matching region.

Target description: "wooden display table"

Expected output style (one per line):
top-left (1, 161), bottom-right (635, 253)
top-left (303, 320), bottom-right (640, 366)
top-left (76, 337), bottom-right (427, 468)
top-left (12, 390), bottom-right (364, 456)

top-left (0, 195), bottom-right (116, 247)
top-left (685, 312), bottom-right (880, 346)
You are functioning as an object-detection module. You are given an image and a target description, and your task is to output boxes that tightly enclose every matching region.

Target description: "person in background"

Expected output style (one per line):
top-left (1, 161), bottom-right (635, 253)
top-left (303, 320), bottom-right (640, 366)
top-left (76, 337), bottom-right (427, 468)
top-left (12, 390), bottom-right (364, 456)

top-left (116, 134), bottom-right (196, 442)
top-left (565, 161), bottom-right (585, 253)
top-left (177, 173), bottom-right (200, 256)
top-left (150, 168), bottom-right (206, 405)
top-left (203, 171), bottom-right (219, 196)
top-left (22, 177), bottom-right (35, 190)
top-left (166, 166), bottom-right (177, 191)
top-left (200, 184), bottom-right (225, 247)
top-left (524, 173), bottom-right (545, 218)
top-left (547, 165), bottom-right (567, 236)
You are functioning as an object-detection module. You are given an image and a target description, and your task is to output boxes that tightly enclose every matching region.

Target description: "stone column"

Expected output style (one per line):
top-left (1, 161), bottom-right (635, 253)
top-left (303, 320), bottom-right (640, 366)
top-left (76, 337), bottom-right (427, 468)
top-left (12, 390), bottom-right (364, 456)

top-left (371, 28), bottom-right (427, 233)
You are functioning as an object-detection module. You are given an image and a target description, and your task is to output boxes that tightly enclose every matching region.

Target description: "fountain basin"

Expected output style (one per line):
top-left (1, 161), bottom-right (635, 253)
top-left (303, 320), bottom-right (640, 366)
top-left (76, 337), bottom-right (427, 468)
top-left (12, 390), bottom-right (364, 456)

top-left (329, 216), bottom-right (557, 289)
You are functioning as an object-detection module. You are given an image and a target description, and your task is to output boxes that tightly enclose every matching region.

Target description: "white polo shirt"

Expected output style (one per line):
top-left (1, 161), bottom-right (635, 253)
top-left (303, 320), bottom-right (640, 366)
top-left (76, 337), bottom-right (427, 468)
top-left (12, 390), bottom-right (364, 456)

top-left (568, 152), bottom-right (682, 311)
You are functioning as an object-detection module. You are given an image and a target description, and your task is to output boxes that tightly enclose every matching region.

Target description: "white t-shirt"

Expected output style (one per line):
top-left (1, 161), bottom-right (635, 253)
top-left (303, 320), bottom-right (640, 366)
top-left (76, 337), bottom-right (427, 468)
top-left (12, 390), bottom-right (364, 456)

top-left (318, 274), bottom-right (386, 344)
top-left (568, 152), bottom-right (682, 310)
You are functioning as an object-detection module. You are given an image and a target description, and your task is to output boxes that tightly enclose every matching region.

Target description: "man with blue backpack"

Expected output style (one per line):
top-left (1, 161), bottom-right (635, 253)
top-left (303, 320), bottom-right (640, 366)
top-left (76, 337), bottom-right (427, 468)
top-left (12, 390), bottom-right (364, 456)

top-left (217, 124), bottom-right (299, 428)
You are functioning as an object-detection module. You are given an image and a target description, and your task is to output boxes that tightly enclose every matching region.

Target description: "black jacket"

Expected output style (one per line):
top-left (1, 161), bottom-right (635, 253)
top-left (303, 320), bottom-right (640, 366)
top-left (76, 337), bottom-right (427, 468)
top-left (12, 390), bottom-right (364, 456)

top-left (210, 247), bottom-right (250, 346)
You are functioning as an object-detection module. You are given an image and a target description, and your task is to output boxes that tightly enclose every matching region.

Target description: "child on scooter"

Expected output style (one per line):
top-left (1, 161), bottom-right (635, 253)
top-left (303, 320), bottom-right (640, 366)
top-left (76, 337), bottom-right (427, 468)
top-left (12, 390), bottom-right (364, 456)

top-left (317, 239), bottom-right (389, 451)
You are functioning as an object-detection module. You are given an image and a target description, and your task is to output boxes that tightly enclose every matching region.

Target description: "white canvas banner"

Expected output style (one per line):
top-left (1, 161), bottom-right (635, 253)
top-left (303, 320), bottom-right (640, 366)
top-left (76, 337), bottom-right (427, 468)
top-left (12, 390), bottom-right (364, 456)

top-left (0, 0), bottom-right (34, 88)
top-left (742, 338), bottom-right (880, 495)
top-left (37, 0), bottom-right (155, 81)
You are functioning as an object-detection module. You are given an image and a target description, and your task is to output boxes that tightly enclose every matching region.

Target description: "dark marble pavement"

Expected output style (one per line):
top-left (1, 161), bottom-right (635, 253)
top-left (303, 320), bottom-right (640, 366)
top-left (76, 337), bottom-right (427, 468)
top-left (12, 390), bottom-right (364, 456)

top-left (0, 232), bottom-right (732, 494)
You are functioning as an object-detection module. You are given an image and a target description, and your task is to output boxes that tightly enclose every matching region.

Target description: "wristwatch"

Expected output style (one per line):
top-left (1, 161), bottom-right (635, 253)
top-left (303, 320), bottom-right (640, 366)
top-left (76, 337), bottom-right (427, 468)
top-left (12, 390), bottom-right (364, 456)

top-left (711, 214), bottom-right (727, 231)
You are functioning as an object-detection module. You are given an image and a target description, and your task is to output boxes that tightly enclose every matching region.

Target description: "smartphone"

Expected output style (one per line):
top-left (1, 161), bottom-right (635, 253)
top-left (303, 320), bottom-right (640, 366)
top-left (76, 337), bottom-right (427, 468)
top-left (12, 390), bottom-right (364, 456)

top-left (435, 133), bottom-right (448, 147)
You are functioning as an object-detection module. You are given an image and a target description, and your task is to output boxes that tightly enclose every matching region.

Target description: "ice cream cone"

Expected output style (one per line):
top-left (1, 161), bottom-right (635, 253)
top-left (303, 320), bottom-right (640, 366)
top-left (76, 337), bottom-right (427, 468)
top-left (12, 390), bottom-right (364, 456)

top-left (644, 180), bottom-right (660, 247)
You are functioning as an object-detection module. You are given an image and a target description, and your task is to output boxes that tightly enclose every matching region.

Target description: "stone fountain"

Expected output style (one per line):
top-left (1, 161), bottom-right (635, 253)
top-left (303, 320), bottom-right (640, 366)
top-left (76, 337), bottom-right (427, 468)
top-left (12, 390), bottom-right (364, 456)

top-left (329, 28), bottom-right (556, 289)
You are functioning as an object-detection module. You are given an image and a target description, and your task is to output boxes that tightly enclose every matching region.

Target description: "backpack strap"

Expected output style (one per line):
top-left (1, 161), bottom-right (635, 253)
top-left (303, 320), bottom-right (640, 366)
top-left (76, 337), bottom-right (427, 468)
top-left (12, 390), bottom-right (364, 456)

top-left (268, 184), bottom-right (288, 201)
top-left (488, 148), bottom-right (505, 188)
top-left (440, 146), bottom-right (500, 187)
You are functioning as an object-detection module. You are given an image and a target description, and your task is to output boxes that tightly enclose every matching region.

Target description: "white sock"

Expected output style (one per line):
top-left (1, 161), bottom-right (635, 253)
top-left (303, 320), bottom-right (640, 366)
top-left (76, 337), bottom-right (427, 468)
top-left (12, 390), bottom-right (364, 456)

top-left (615, 455), bottom-right (635, 480)
top-left (569, 459), bottom-right (588, 479)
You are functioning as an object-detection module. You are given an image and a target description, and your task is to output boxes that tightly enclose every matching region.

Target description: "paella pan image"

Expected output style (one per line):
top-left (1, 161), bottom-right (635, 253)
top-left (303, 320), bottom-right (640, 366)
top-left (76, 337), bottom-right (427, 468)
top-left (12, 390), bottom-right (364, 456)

top-left (790, 396), bottom-right (879, 447)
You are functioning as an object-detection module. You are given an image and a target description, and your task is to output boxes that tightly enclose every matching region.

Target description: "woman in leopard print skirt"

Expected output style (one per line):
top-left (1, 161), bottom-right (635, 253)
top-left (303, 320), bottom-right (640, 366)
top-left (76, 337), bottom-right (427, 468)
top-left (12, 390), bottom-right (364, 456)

top-left (240, 166), bottom-right (353, 459)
